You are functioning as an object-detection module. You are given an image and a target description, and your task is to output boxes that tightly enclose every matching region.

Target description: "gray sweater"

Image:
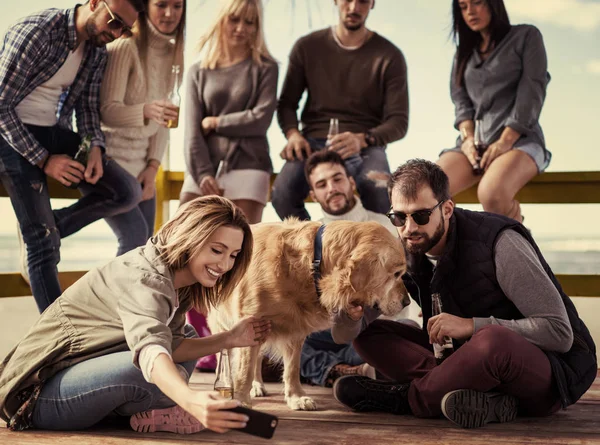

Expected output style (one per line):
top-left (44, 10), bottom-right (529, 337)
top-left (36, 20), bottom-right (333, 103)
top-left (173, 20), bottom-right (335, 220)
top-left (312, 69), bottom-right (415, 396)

top-left (184, 57), bottom-right (278, 183)
top-left (451, 24), bottom-right (550, 152)
top-left (332, 230), bottom-right (573, 354)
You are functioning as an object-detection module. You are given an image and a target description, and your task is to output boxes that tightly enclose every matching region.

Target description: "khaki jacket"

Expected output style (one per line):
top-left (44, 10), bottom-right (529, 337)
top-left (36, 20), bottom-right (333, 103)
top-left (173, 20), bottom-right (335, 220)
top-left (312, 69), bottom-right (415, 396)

top-left (0, 239), bottom-right (193, 422)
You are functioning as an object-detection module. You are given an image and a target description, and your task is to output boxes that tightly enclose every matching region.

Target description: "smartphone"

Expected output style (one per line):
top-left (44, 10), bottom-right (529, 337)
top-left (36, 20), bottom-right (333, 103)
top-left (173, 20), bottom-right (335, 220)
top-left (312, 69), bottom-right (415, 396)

top-left (225, 405), bottom-right (278, 439)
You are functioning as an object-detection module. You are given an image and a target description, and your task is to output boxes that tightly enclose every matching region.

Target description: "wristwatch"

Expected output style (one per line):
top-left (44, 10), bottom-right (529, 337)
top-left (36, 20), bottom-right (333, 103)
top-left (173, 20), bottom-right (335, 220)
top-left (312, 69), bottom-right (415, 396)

top-left (365, 130), bottom-right (376, 147)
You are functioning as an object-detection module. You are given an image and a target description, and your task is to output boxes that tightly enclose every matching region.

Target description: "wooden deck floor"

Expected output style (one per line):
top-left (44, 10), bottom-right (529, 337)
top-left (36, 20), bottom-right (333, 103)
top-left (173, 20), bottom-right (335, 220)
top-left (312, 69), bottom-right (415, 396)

top-left (1, 371), bottom-right (599, 445)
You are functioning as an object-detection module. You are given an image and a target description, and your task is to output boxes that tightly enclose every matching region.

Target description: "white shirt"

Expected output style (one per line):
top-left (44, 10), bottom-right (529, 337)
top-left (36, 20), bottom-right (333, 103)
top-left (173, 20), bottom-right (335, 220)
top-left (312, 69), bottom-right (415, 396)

top-left (16, 43), bottom-right (86, 126)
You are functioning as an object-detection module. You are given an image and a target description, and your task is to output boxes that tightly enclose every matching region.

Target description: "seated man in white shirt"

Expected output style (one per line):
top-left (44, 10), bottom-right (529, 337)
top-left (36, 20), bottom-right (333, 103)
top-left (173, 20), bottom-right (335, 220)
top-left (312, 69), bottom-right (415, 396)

top-left (297, 149), bottom-right (419, 387)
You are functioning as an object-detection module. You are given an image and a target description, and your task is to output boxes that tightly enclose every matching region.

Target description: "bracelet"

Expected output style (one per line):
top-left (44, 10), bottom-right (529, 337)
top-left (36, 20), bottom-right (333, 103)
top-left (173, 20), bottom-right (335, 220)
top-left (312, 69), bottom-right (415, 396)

top-left (146, 161), bottom-right (160, 171)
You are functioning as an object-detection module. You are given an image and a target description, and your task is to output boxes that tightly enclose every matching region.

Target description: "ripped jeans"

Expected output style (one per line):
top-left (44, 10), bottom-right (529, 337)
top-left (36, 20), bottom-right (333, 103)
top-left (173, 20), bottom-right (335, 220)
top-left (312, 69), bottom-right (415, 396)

top-left (0, 130), bottom-right (142, 312)
top-left (271, 138), bottom-right (392, 220)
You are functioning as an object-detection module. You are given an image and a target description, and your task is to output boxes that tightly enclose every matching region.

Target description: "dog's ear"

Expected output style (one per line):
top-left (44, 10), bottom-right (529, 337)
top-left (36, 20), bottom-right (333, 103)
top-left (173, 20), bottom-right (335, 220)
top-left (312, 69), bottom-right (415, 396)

top-left (319, 256), bottom-right (373, 313)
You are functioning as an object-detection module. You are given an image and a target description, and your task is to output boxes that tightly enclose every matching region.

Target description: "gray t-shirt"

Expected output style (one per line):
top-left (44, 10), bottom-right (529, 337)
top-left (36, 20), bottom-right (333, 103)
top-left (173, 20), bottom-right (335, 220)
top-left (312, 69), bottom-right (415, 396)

top-left (332, 229), bottom-right (573, 354)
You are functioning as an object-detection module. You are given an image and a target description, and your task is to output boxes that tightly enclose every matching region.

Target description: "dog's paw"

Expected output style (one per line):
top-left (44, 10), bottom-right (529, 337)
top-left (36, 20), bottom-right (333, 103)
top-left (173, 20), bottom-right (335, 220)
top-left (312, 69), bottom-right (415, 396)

top-left (286, 395), bottom-right (317, 411)
top-left (250, 381), bottom-right (267, 398)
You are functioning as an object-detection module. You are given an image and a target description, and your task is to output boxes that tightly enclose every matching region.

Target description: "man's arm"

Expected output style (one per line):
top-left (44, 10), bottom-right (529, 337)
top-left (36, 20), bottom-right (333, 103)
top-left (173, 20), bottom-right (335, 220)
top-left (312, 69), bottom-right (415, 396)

top-left (331, 305), bottom-right (381, 344)
top-left (0, 26), bottom-right (50, 165)
top-left (367, 49), bottom-right (409, 146)
top-left (276, 40), bottom-right (307, 136)
top-left (473, 229), bottom-right (573, 353)
top-left (75, 50), bottom-right (107, 152)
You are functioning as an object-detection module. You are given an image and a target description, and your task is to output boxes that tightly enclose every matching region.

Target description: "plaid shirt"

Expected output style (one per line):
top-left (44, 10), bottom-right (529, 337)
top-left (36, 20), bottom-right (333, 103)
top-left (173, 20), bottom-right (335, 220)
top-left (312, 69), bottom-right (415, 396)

top-left (0, 6), bottom-right (107, 166)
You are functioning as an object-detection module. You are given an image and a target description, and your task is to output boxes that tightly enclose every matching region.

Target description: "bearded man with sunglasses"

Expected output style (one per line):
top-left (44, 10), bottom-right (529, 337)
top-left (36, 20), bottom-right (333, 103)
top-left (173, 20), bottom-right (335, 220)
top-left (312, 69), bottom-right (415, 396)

top-left (332, 159), bottom-right (596, 429)
top-left (0, 0), bottom-right (145, 313)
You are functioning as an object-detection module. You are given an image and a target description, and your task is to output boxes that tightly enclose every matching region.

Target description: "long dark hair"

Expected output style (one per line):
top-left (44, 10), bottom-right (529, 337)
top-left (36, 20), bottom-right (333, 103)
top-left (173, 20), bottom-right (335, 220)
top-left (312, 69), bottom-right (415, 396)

top-left (452, 0), bottom-right (511, 87)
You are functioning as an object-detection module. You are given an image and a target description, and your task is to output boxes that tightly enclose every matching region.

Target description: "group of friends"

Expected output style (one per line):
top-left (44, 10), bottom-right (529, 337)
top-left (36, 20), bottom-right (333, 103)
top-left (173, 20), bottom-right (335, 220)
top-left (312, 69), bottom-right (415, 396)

top-left (0, 0), bottom-right (596, 437)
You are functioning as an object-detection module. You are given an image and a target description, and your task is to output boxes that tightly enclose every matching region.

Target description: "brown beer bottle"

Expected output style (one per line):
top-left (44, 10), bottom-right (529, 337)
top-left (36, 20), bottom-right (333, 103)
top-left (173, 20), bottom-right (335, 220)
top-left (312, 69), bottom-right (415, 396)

top-left (214, 349), bottom-right (233, 399)
top-left (473, 119), bottom-right (487, 175)
top-left (431, 293), bottom-right (455, 365)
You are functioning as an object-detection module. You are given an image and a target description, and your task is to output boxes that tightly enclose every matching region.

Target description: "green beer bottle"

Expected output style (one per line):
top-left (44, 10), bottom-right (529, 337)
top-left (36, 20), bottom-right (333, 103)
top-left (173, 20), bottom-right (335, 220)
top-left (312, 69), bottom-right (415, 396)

top-left (67, 134), bottom-right (92, 189)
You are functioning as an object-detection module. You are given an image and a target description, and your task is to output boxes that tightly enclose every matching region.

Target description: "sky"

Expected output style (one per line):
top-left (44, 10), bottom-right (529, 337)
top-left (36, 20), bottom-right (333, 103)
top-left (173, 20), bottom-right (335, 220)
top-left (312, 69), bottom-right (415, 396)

top-left (0, 0), bottom-right (599, 242)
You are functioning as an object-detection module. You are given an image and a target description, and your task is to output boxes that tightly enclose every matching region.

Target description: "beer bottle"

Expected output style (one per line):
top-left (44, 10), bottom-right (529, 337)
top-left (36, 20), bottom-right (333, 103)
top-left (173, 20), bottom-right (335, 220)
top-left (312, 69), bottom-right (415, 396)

top-left (473, 119), bottom-right (487, 176)
top-left (214, 349), bottom-right (233, 399)
top-left (67, 134), bottom-right (92, 189)
top-left (431, 293), bottom-right (455, 365)
top-left (166, 65), bottom-right (181, 129)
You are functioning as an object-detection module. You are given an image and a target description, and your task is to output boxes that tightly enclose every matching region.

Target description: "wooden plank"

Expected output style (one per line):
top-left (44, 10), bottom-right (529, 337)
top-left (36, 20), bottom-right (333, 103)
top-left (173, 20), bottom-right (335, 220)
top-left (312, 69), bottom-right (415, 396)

top-left (4, 171), bottom-right (600, 204)
top-left (1, 272), bottom-right (598, 300)
top-left (0, 272), bottom-right (86, 298)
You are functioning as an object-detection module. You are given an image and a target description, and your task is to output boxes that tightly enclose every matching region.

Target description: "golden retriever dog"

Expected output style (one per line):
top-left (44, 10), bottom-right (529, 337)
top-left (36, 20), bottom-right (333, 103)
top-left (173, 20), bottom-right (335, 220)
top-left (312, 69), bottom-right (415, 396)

top-left (208, 219), bottom-right (409, 410)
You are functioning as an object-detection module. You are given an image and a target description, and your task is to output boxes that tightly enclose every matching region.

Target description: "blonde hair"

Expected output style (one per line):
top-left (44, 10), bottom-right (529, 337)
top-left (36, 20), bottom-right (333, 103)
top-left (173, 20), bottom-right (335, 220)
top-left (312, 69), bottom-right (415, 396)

top-left (197, 0), bottom-right (274, 69)
top-left (154, 196), bottom-right (253, 313)
top-left (132, 0), bottom-right (186, 85)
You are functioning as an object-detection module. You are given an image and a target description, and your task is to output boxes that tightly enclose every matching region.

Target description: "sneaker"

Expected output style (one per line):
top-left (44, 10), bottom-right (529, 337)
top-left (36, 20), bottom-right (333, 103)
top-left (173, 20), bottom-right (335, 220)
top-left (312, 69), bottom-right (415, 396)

top-left (441, 389), bottom-right (518, 429)
top-left (333, 375), bottom-right (411, 414)
top-left (325, 363), bottom-right (377, 387)
top-left (16, 223), bottom-right (30, 285)
top-left (130, 405), bottom-right (205, 434)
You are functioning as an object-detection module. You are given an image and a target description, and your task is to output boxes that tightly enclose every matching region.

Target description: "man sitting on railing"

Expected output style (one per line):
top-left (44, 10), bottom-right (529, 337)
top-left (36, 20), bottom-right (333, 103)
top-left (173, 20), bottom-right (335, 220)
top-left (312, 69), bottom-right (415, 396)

top-left (333, 159), bottom-right (597, 429)
top-left (0, 0), bottom-right (145, 312)
top-left (272, 0), bottom-right (409, 221)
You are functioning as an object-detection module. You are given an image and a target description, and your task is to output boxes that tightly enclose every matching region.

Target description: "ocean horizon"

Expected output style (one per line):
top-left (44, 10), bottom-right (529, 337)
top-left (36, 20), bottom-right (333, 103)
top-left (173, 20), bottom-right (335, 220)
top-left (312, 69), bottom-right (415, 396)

top-left (1, 233), bottom-right (599, 275)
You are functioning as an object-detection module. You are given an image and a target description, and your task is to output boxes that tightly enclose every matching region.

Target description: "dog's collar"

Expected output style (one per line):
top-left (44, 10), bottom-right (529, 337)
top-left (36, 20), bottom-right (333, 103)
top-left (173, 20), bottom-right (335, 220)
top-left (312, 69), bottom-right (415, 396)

top-left (312, 225), bottom-right (326, 298)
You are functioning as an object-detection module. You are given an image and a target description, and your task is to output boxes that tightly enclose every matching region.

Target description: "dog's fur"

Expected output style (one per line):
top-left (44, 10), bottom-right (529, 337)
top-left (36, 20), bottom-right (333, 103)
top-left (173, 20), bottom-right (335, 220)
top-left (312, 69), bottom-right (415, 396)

top-left (208, 219), bottom-right (409, 410)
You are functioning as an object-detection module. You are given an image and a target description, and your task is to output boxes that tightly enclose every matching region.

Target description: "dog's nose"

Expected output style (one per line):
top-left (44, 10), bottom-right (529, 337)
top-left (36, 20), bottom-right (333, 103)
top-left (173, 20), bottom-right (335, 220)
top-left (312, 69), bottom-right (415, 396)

top-left (402, 295), bottom-right (411, 307)
top-left (373, 302), bottom-right (380, 311)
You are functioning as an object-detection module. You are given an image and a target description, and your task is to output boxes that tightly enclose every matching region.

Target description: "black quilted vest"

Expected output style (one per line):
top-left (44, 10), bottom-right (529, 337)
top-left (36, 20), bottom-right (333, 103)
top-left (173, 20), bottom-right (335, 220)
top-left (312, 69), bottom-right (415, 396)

top-left (402, 208), bottom-right (597, 408)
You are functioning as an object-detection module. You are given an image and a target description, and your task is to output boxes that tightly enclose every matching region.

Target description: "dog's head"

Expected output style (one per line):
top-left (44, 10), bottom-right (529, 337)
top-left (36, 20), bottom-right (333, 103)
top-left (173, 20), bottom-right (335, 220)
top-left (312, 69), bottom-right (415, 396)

top-left (319, 221), bottom-right (409, 317)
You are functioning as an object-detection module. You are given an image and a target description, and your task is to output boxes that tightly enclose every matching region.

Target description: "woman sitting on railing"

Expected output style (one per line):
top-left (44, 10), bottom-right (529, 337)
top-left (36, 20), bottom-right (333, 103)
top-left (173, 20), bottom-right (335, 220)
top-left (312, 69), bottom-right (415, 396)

top-left (437, 0), bottom-right (552, 222)
top-left (179, 0), bottom-right (278, 224)
top-left (0, 196), bottom-right (271, 435)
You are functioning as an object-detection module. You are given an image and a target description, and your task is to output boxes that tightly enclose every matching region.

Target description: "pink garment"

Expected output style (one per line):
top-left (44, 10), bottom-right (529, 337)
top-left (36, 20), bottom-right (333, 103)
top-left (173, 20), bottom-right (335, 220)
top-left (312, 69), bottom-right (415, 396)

top-left (186, 309), bottom-right (217, 371)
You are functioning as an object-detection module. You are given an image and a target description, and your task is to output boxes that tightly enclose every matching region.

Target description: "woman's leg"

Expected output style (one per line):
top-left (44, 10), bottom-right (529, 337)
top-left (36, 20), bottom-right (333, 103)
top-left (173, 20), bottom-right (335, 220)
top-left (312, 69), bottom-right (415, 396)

top-left (179, 192), bottom-right (201, 206)
top-left (477, 150), bottom-right (538, 222)
top-left (232, 199), bottom-right (265, 224)
top-left (32, 325), bottom-right (198, 431)
top-left (104, 203), bottom-right (150, 256)
top-left (31, 351), bottom-right (194, 430)
top-left (437, 151), bottom-right (480, 196)
top-left (139, 195), bottom-right (157, 239)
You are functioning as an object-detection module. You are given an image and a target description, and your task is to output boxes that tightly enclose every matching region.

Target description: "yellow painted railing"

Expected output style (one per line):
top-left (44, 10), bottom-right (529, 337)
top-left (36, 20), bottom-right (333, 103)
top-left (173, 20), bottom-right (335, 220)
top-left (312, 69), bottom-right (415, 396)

top-left (2, 170), bottom-right (600, 298)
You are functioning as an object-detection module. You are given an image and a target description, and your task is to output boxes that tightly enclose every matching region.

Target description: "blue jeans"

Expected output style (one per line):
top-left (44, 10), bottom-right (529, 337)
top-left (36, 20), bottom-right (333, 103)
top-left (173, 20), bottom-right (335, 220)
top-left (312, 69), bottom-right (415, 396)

top-left (300, 329), bottom-right (363, 386)
top-left (106, 192), bottom-right (156, 256)
top-left (271, 138), bottom-right (392, 220)
top-left (0, 131), bottom-right (142, 312)
top-left (31, 325), bottom-right (198, 430)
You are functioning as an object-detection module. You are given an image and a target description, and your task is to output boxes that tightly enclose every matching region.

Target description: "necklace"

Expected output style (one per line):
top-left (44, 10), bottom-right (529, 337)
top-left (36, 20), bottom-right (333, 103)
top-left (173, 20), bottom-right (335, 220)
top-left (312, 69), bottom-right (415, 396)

top-left (332, 27), bottom-right (371, 50)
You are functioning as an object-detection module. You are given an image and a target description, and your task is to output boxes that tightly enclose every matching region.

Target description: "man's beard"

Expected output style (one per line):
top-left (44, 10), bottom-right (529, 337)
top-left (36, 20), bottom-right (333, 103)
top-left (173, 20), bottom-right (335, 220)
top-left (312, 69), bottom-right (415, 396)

top-left (322, 193), bottom-right (354, 216)
top-left (401, 216), bottom-right (445, 255)
top-left (86, 18), bottom-right (114, 47)
top-left (343, 15), bottom-right (364, 31)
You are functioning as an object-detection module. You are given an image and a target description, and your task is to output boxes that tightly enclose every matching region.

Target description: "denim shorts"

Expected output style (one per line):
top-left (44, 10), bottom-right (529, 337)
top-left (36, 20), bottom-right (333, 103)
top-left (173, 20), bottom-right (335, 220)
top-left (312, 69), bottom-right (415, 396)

top-left (439, 141), bottom-right (552, 173)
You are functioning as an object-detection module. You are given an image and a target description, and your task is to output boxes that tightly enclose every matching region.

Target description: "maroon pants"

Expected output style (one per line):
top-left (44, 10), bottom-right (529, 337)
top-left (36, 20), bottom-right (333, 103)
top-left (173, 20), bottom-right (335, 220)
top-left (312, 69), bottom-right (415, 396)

top-left (353, 321), bottom-right (562, 418)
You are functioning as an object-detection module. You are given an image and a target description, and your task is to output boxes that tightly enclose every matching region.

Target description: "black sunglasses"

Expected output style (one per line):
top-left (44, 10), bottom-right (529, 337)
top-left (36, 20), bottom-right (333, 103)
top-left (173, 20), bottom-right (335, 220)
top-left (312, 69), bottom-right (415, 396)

top-left (386, 200), bottom-right (445, 227)
top-left (104, 1), bottom-right (133, 37)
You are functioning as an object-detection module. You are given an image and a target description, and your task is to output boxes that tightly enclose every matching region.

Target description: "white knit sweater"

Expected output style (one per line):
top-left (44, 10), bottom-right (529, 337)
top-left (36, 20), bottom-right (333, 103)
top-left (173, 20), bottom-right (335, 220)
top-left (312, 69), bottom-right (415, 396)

top-left (100, 22), bottom-right (176, 177)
